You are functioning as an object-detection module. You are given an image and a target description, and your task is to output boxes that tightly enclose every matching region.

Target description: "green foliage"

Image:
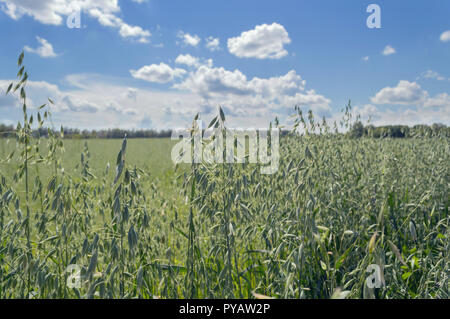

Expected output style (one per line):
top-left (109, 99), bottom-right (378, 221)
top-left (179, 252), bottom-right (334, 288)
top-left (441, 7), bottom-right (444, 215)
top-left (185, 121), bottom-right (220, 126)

top-left (349, 121), bottom-right (364, 139)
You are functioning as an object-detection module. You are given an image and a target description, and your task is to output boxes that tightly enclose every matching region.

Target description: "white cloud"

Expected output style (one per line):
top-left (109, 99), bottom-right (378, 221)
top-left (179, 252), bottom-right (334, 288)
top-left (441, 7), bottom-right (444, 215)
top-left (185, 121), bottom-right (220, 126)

top-left (24, 36), bottom-right (57, 58)
top-left (88, 7), bottom-right (150, 42)
top-left (227, 23), bottom-right (291, 59)
top-left (352, 104), bottom-right (381, 122)
top-left (362, 56), bottom-right (369, 62)
top-left (371, 80), bottom-right (450, 113)
top-left (0, 0), bottom-right (151, 42)
top-left (174, 65), bottom-right (331, 117)
top-left (352, 103), bottom-right (450, 127)
top-left (175, 54), bottom-right (212, 69)
top-left (440, 30), bottom-right (450, 42)
top-left (175, 66), bottom-right (253, 97)
top-left (371, 81), bottom-right (427, 105)
top-left (422, 93), bottom-right (450, 108)
top-left (177, 31), bottom-right (201, 47)
top-left (0, 78), bottom-right (98, 113)
top-left (62, 95), bottom-right (99, 113)
top-left (119, 24), bottom-right (150, 42)
top-left (130, 63), bottom-right (186, 83)
top-left (421, 70), bottom-right (446, 81)
top-left (0, 75), bottom-right (210, 129)
top-left (175, 54), bottom-right (200, 68)
top-left (382, 45), bottom-right (396, 56)
top-left (205, 36), bottom-right (220, 51)
top-left (0, 80), bottom-right (60, 109)
top-left (357, 104), bottom-right (379, 116)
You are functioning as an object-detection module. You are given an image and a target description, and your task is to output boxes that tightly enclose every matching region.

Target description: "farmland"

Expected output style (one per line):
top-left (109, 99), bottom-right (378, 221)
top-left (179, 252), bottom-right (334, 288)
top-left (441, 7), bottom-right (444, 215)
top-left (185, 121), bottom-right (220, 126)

top-left (0, 125), bottom-right (448, 298)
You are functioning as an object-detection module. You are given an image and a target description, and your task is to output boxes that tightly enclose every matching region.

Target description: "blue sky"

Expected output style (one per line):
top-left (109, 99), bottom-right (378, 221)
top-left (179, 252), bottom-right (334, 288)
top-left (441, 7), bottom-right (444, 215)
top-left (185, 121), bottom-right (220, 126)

top-left (0, 0), bottom-right (449, 129)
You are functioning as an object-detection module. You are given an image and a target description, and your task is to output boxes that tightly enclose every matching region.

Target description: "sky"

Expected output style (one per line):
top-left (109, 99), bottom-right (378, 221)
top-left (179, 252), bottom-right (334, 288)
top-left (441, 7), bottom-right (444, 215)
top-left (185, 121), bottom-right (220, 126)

top-left (0, 0), bottom-right (449, 130)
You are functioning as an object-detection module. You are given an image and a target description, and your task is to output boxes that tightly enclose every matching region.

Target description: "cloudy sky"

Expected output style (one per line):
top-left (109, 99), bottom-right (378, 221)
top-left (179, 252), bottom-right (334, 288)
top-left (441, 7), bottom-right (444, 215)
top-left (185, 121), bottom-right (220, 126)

top-left (0, 0), bottom-right (449, 130)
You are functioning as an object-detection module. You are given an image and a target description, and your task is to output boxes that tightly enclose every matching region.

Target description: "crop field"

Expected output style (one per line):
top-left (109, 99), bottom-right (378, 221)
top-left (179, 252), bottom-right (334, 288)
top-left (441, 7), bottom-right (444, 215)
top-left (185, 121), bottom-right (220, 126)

top-left (0, 55), bottom-right (449, 300)
top-left (0, 121), bottom-right (448, 299)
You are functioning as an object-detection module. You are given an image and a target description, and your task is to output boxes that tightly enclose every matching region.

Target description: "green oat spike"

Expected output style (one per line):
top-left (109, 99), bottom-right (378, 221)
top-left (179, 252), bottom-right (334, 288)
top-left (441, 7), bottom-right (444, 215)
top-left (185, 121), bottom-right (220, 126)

top-left (219, 105), bottom-right (225, 122)
top-left (18, 51), bottom-right (24, 66)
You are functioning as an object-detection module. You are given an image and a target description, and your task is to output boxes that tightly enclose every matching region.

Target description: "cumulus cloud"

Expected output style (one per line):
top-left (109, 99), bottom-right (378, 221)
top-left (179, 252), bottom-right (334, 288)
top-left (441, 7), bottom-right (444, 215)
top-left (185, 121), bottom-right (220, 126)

top-left (174, 65), bottom-right (331, 117)
top-left (422, 93), bottom-right (450, 108)
top-left (0, 0), bottom-right (151, 42)
top-left (177, 31), bottom-right (201, 47)
top-left (205, 36), bottom-right (220, 51)
top-left (227, 23), bottom-right (291, 59)
top-left (382, 45), bottom-right (396, 56)
top-left (118, 24), bottom-right (150, 42)
top-left (24, 36), bottom-right (57, 58)
top-left (362, 56), bottom-right (369, 62)
top-left (440, 30), bottom-right (450, 42)
top-left (352, 103), bottom-right (450, 127)
top-left (371, 80), bottom-right (450, 113)
top-left (354, 104), bottom-right (380, 119)
top-left (175, 54), bottom-right (200, 68)
top-left (175, 66), bottom-right (253, 97)
top-left (371, 81), bottom-right (427, 105)
top-left (130, 63), bottom-right (186, 83)
top-left (175, 54), bottom-right (212, 69)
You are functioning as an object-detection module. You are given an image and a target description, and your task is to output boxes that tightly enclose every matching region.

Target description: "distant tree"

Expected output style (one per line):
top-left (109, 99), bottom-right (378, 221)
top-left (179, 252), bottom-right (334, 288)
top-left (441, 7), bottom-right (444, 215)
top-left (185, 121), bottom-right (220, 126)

top-left (349, 121), bottom-right (364, 138)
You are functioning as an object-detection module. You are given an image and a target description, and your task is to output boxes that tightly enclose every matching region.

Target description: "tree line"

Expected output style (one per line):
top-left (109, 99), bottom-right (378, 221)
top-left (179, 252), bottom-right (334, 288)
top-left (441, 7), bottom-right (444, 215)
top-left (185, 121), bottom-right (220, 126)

top-left (1, 122), bottom-right (449, 139)
top-left (349, 122), bottom-right (450, 138)
top-left (0, 124), bottom-right (171, 139)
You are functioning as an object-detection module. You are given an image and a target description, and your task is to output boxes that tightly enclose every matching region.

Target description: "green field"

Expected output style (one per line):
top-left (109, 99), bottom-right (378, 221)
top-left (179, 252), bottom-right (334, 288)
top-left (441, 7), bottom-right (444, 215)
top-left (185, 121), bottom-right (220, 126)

top-left (0, 138), bottom-right (177, 180)
top-left (0, 131), bottom-right (448, 299)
